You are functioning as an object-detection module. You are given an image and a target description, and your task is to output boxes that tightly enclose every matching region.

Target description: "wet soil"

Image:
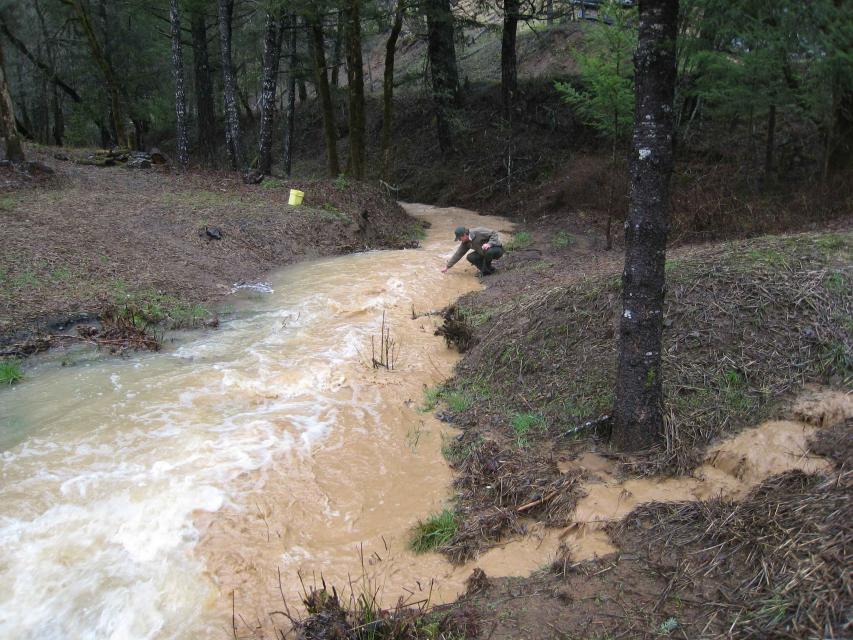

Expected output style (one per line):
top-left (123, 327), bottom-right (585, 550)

top-left (0, 148), bottom-right (419, 347)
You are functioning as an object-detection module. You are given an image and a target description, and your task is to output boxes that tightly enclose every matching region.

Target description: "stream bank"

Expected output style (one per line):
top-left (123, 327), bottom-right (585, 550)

top-left (0, 149), bottom-right (420, 356)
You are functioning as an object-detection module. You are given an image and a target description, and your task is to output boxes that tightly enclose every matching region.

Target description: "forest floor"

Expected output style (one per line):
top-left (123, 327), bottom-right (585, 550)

top-left (0, 146), bottom-right (420, 354)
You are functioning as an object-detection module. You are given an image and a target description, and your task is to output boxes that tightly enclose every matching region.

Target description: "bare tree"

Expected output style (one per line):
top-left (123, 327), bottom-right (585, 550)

top-left (381, 1), bottom-right (404, 181)
top-left (501, 0), bottom-right (520, 121)
top-left (169, 0), bottom-right (189, 167)
top-left (424, 0), bottom-right (459, 155)
top-left (307, 13), bottom-right (340, 177)
top-left (612, 0), bottom-right (679, 451)
top-left (258, 8), bottom-right (284, 175)
top-left (217, 0), bottom-right (243, 169)
top-left (344, 0), bottom-right (365, 179)
top-left (64, 0), bottom-right (127, 147)
top-left (0, 38), bottom-right (24, 162)
top-left (190, 7), bottom-right (217, 161)
top-left (282, 13), bottom-right (297, 176)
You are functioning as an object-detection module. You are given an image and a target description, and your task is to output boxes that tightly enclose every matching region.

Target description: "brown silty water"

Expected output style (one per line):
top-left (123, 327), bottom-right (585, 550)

top-left (0, 202), bottom-right (848, 639)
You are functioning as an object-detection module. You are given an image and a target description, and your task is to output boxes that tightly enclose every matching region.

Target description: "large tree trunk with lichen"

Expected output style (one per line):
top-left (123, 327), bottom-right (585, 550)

top-left (169, 0), bottom-right (189, 167)
top-left (0, 39), bottom-right (24, 162)
top-left (344, 0), bottom-right (365, 179)
top-left (612, 0), bottom-right (679, 452)
top-left (258, 10), bottom-right (284, 175)
top-left (501, 0), bottom-right (519, 121)
top-left (282, 14), bottom-right (297, 175)
top-left (217, 0), bottom-right (243, 169)
top-left (190, 8), bottom-right (217, 162)
top-left (308, 15), bottom-right (340, 177)
top-left (424, 0), bottom-right (459, 155)
top-left (381, 3), bottom-right (404, 181)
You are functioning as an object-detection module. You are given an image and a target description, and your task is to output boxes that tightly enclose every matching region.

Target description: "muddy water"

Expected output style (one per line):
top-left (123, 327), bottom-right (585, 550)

top-left (0, 204), bottom-right (516, 639)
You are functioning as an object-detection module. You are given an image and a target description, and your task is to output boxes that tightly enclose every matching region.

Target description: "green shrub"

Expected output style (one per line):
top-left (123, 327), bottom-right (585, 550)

top-left (552, 230), bottom-right (575, 249)
top-left (511, 412), bottom-right (545, 447)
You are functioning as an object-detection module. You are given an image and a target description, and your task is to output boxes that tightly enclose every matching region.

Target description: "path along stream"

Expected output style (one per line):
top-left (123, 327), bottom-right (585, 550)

top-left (1, 204), bottom-right (848, 640)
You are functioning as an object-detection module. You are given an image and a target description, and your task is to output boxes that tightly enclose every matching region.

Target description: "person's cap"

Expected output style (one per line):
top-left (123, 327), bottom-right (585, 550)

top-left (454, 226), bottom-right (468, 240)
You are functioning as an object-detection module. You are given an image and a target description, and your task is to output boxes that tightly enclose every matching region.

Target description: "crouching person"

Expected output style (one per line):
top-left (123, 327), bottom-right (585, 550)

top-left (441, 226), bottom-right (504, 277)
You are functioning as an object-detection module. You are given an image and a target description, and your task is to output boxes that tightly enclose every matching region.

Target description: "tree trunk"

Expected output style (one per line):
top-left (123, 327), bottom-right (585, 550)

top-left (424, 0), bottom-right (460, 155)
top-left (169, 0), bottom-right (190, 167)
top-left (612, 0), bottom-right (679, 452)
top-left (0, 39), bottom-right (24, 162)
top-left (258, 10), bottom-right (284, 175)
top-left (308, 15), bottom-right (340, 177)
top-left (217, 0), bottom-right (243, 169)
top-left (546, 0), bottom-right (554, 25)
top-left (828, 87), bottom-right (853, 174)
top-left (501, 0), bottom-right (519, 121)
top-left (283, 14), bottom-right (297, 176)
top-left (331, 10), bottom-right (344, 87)
top-left (345, 0), bottom-right (366, 180)
top-left (69, 0), bottom-right (126, 147)
top-left (190, 8), bottom-right (217, 161)
top-left (764, 104), bottom-right (775, 180)
top-left (381, 3), bottom-right (404, 181)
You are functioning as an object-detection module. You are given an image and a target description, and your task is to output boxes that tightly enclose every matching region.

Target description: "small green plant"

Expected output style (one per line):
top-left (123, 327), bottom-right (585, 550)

top-left (0, 360), bottom-right (23, 385)
top-left (261, 177), bottom-right (285, 189)
top-left (505, 231), bottom-right (533, 251)
top-left (0, 195), bottom-right (18, 211)
top-left (443, 390), bottom-right (472, 412)
top-left (511, 412), bottom-right (545, 447)
top-left (420, 386), bottom-right (442, 412)
top-left (409, 508), bottom-right (457, 553)
top-left (552, 230), bottom-right (575, 249)
top-left (334, 174), bottom-right (350, 190)
top-left (658, 617), bottom-right (678, 634)
top-left (815, 233), bottom-right (847, 253)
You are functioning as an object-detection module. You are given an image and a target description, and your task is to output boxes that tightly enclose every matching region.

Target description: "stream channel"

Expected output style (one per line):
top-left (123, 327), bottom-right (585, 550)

top-left (1, 203), bottom-right (844, 639)
top-left (0, 204), bottom-right (524, 639)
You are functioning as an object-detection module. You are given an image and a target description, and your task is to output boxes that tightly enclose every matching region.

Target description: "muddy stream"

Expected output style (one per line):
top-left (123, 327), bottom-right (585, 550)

top-left (0, 204), bottom-right (846, 639)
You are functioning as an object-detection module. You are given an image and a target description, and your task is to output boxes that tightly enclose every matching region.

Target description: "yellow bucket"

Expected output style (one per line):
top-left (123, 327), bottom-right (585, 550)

top-left (288, 189), bottom-right (304, 206)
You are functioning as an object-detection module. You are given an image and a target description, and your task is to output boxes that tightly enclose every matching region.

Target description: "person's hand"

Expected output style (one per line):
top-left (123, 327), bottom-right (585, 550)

top-left (441, 266), bottom-right (448, 273)
top-left (482, 243), bottom-right (491, 251)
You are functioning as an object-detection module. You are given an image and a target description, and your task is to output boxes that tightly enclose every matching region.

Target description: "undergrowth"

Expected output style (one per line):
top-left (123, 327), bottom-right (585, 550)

top-left (409, 509), bottom-right (458, 553)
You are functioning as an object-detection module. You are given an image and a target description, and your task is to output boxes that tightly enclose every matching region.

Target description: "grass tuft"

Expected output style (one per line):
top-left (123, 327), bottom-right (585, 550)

top-left (0, 360), bottom-right (23, 385)
top-left (504, 231), bottom-right (533, 251)
top-left (409, 509), bottom-right (458, 553)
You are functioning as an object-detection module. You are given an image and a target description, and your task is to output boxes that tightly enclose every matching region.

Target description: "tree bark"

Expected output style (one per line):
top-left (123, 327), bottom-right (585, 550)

top-left (69, 0), bottom-right (127, 146)
top-left (283, 14), bottom-right (297, 176)
top-left (0, 39), bottom-right (24, 162)
top-left (764, 103), bottom-right (775, 180)
top-left (258, 9), bottom-right (284, 175)
top-left (190, 8), bottom-right (217, 161)
top-left (381, 3), bottom-right (404, 181)
top-left (217, 0), bottom-right (243, 169)
top-left (612, 0), bottom-right (679, 452)
top-left (424, 0), bottom-right (460, 155)
top-left (331, 9), bottom-right (343, 87)
top-left (308, 14), bottom-right (340, 177)
top-left (344, 0), bottom-right (366, 179)
top-left (169, 0), bottom-right (190, 167)
top-left (501, 0), bottom-right (519, 121)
